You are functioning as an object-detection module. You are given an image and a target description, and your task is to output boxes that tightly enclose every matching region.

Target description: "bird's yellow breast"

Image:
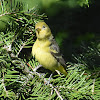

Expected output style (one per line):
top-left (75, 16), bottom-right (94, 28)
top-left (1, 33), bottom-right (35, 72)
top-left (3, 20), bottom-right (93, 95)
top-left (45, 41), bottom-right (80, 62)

top-left (32, 39), bottom-right (58, 71)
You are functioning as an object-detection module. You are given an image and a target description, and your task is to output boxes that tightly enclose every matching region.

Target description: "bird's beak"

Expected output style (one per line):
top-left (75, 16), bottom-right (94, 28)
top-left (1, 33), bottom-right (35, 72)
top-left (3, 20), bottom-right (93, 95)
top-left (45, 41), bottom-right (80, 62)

top-left (36, 28), bottom-right (41, 34)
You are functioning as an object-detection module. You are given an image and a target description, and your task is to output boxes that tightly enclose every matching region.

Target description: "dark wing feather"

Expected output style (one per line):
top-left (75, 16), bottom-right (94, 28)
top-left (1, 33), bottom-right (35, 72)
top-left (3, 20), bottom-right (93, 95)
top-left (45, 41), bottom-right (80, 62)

top-left (50, 38), bottom-right (66, 68)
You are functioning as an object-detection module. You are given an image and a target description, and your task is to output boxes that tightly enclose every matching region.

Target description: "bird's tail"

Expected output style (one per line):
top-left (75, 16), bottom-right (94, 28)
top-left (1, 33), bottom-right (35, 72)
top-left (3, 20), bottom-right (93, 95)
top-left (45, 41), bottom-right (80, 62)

top-left (57, 65), bottom-right (67, 76)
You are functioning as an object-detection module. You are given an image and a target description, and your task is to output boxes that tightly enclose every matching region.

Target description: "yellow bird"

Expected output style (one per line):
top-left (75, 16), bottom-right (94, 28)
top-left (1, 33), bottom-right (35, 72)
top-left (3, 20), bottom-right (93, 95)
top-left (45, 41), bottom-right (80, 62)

top-left (32, 21), bottom-right (67, 76)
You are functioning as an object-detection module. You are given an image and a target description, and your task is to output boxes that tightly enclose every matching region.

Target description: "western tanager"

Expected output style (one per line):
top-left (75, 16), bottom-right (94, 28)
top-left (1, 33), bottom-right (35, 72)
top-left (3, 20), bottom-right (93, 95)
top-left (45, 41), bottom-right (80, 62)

top-left (32, 21), bottom-right (67, 76)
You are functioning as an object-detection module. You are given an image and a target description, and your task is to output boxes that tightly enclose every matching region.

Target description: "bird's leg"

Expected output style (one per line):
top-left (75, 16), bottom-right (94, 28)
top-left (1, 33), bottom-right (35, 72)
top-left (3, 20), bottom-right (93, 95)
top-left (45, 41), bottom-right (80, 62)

top-left (46, 70), bottom-right (61, 84)
top-left (33, 65), bottom-right (42, 71)
top-left (46, 72), bottom-right (54, 85)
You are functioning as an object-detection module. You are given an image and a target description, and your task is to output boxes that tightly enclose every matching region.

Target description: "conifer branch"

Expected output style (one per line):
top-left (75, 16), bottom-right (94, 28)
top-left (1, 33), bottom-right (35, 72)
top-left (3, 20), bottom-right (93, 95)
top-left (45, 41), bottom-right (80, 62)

top-left (92, 79), bottom-right (95, 94)
top-left (2, 72), bottom-right (8, 97)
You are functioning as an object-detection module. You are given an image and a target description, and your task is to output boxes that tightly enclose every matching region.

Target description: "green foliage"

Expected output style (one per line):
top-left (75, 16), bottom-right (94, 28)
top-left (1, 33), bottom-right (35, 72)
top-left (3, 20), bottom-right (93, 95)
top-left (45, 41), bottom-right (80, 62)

top-left (0, 0), bottom-right (100, 100)
top-left (73, 42), bottom-right (100, 71)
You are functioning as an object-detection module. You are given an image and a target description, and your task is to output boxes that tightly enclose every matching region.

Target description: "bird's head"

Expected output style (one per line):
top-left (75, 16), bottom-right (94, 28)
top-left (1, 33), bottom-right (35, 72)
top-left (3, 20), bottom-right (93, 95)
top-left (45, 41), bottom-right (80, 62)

top-left (35, 21), bottom-right (52, 40)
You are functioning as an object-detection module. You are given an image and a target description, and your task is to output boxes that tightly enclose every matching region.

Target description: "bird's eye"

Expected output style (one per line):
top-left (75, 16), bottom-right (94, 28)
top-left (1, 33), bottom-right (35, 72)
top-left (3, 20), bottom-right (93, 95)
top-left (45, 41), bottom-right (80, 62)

top-left (43, 25), bottom-right (45, 28)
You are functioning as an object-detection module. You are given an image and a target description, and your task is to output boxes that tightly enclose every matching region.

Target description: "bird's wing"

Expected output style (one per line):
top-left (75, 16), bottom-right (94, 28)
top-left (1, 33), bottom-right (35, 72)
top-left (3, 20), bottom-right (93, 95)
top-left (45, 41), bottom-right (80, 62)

top-left (50, 38), bottom-right (66, 68)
